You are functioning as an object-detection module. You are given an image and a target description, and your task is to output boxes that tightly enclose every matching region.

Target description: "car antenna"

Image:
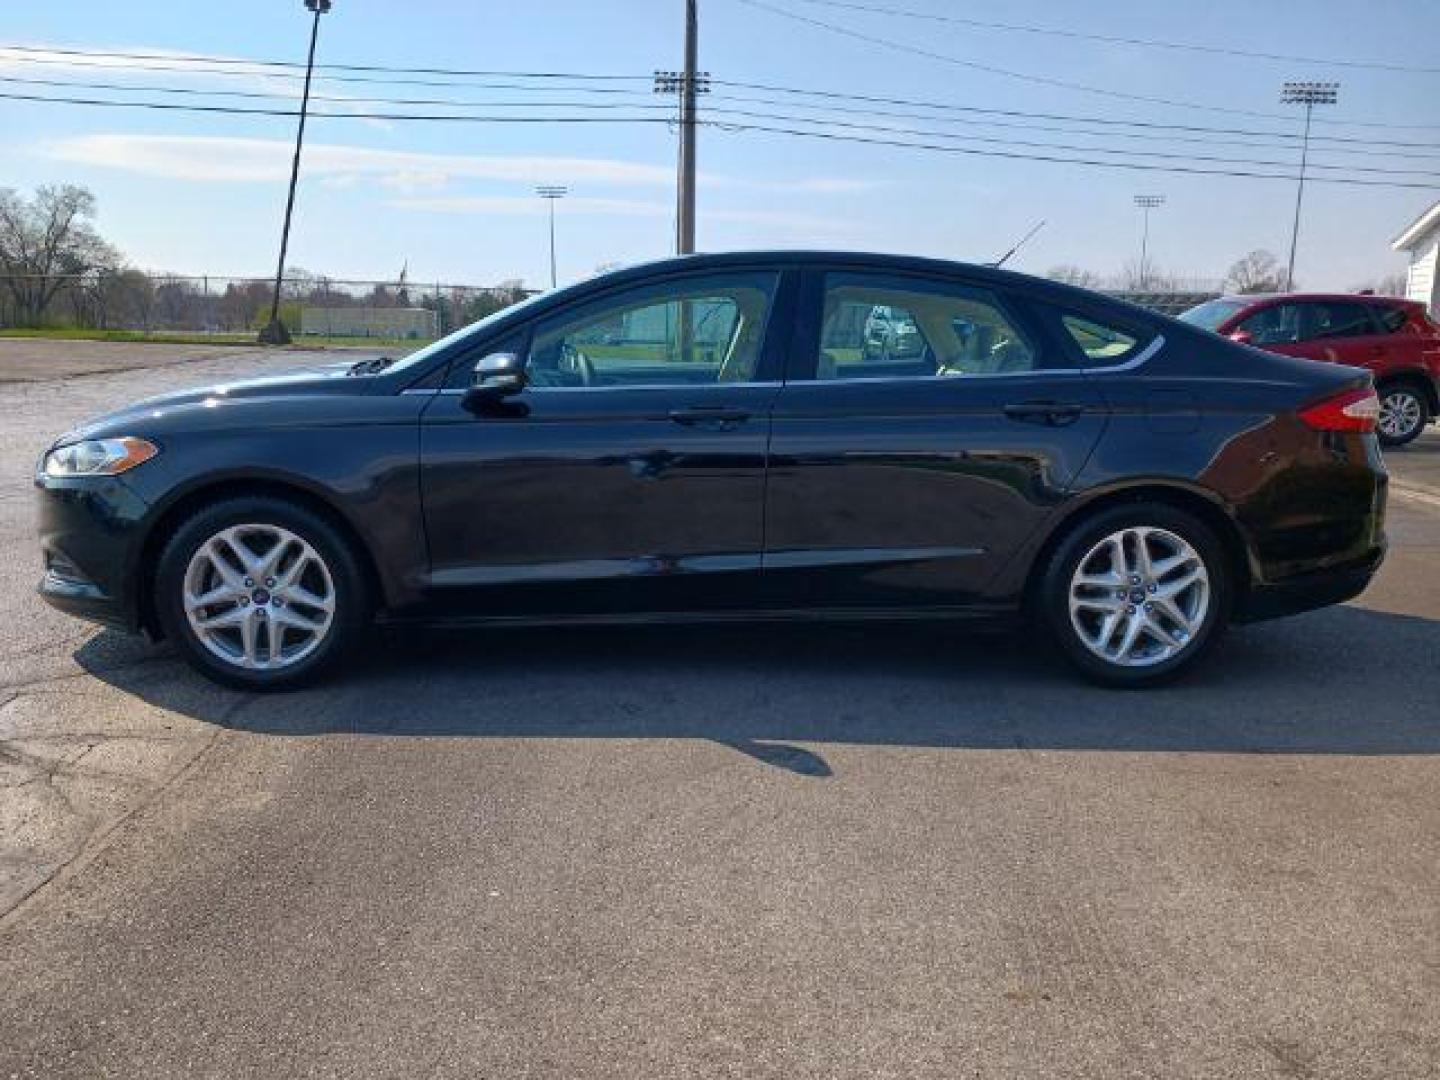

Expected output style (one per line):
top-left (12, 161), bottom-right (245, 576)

top-left (991, 220), bottom-right (1046, 269)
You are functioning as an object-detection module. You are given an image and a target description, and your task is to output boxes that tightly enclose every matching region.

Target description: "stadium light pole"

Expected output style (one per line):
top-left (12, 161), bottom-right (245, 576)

top-left (535, 186), bottom-right (568, 290)
top-left (259, 0), bottom-right (332, 346)
top-left (1281, 80), bottom-right (1339, 292)
top-left (1134, 195), bottom-right (1165, 289)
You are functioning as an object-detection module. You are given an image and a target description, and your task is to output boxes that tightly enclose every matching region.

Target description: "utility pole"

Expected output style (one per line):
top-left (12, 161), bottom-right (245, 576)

top-left (1133, 195), bottom-right (1165, 289)
top-left (1281, 81), bottom-right (1339, 292)
top-left (535, 185), bottom-right (568, 289)
top-left (259, 0), bottom-right (332, 346)
top-left (677, 0), bottom-right (699, 255)
top-left (654, 1), bottom-right (710, 255)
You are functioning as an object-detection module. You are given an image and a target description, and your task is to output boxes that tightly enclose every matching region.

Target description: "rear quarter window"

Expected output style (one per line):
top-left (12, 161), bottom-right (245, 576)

top-left (1036, 304), bottom-right (1155, 368)
top-left (1061, 315), bottom-right (1140, 363)
top-left (1370, 304), bottom-right (1413, 335)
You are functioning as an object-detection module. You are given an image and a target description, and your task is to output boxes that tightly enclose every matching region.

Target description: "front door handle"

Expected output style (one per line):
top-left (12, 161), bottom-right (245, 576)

top-left (668, 406), bottom-right (751, 427)
top-left (1003, 401), bottom-right (1085, 426)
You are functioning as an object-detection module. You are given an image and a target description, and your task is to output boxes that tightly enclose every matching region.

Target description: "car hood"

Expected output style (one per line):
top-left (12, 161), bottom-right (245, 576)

top-left (56, 360), bottom-right (369, 445)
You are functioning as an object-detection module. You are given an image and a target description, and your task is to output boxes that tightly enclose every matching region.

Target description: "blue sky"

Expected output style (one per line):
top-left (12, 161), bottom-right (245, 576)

top-left (3, 0), bottom-right (1437, 290)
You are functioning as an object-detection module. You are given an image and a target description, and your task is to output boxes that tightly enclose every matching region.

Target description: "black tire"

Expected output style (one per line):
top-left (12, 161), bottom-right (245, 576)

top-left (1376, 382), bottom-right (1430, 447)
top-left (1037, 502), bottom-right (1232, 688)
top-left (154, 495), bottom-right (370, 690)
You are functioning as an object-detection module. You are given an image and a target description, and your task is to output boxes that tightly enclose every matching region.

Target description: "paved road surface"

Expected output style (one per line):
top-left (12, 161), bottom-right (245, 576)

top-left (2, 342), bottom-right (1437, 1078)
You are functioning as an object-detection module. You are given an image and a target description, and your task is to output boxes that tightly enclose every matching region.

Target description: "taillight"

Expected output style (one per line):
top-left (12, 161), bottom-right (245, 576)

top-left (1298, 386), bottom-right (1380, 433)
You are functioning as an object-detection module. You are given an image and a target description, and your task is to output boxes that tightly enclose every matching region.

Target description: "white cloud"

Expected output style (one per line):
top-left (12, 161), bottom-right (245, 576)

top-left (391, 194), bottom-right (849, 235)
top-left (39, 132), bottom-right (878, 199)
top-left (41, 134), bottom-right (681, 189)
top-left (391, 195), bottom-right (668, 217)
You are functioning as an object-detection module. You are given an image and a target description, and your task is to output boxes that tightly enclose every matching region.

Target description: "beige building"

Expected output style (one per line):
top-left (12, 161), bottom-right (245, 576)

top-left (1392, 201), bottom-right (1440, 314)
top-left (300, 306), bottom-right (438, 339)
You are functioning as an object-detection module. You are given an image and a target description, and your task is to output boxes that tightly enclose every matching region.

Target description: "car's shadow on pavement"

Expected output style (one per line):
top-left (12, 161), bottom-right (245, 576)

top-left (76, 604), bottom-right (1440, 774)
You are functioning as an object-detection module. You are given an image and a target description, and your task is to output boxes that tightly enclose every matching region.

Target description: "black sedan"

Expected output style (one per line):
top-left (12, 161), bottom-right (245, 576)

top-left (35, 252), bottom-right (1387, 689)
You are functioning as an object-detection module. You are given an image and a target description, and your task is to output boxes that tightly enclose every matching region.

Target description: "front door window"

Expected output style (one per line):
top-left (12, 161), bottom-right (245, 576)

top-left (526, 272), bottom-right (779, 388)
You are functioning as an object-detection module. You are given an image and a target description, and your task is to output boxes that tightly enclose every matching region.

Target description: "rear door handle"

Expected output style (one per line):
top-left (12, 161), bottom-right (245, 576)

top-left (668, 406), bottom-right (752, 427)
top-left (1003, 401), bottom-right (1085, 426)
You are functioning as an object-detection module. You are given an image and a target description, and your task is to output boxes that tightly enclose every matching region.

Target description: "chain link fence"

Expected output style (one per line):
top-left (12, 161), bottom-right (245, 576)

top-left (0, 271), bottom-right (536, 342)
top-left (0, 269), bottom-right (1223, 341)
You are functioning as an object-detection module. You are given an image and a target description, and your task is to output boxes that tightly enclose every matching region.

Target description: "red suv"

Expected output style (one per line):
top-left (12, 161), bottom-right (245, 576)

top-left (1180, 294), bottom-right (1440, 446)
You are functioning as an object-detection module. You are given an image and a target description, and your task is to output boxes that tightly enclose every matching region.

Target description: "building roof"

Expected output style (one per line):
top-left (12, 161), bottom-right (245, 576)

top-left (1393, 201), bottom-right (1440, 251)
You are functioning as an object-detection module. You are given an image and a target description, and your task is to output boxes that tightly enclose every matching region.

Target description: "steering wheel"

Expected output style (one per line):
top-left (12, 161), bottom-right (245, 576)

top-left (559, 342), bottom-right (596, 386)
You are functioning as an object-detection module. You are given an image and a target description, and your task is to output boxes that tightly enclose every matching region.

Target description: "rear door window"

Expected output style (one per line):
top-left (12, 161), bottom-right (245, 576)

top-left (810, 273), bottom-right (1039, 381)
top-left (1302, 301), bottom-right (1377, 341)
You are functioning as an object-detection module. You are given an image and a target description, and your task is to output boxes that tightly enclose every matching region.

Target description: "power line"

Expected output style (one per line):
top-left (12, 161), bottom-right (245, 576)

top-left (17, 72), bottom-right (1440, 170)
top-left (19, 68), bottom-right (1438, 166)
top-left (706, 90), bottom-right (1440, 160)
top-left (696, 105), bottom-right (1440, 178)
top-left (0, 74), bottom-right (679, 113)
top-left (701, 118), bottom-right (1440, 190)
top-left (783, 0), bottom-right (1440, 75)
top-left (11, 64), bottom-right (1440, 158)
top-left (730, 0), bottom-right (1440, 131)
top-left (11, 36), bottom-right (1440, 134)
top-left (0, 50), bottom-right (659, 95)
top-left (0, 43), bottom-right (651, 81)
top-left (0, 89), bottom-right (687, 124)
top-left (8, 77), bottom-right (1436, 176)
top-left (8, 41), bottom-right (1439, 143)
top-left (711, 78), bottom-right (1440, 147)
top-left (6, 87), bottom-right (1436, 191)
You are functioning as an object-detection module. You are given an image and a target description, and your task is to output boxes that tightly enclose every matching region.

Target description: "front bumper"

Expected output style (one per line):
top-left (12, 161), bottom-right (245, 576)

top-left (35, 473), bottom-right (152, 633)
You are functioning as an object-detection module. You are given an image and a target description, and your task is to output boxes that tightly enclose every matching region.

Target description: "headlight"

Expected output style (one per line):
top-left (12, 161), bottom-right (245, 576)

top-left (43, 437), bottom-right (159, 477)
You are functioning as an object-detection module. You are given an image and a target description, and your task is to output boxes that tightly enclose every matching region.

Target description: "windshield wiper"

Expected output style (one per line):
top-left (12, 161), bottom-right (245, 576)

top-left (347, 356), bottom-right (395, 376)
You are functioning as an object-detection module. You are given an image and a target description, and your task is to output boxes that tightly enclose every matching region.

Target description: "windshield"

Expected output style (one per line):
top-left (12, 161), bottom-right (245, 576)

top-left (1178, 299), bottom-right (1245, 332)
top-left (379, 288), bottom-right (554, 376)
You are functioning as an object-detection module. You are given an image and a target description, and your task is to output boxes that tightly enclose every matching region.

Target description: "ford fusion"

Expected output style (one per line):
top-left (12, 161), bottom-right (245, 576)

top-left (36, 252), bottom-right (1387, 689)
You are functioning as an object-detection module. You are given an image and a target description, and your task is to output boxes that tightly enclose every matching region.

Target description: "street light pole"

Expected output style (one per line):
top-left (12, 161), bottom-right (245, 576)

top-left (1281, 81), bottom-right (1339, 293)
top-left (1134, 195), bottom-right (1165, 289)
top-left (260, 0), bottom-right (332, 346)
top-left (535, 186), bottom-right (568, 290)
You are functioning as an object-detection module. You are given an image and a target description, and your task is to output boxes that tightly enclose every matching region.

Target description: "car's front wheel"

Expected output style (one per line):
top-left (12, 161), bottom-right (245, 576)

top-left (1376, 383), bottom-right (1430, 447)
top-left (1039, 503), bottom-right (1230, 687)
top-left (155, 496), bottom-right (369, 690)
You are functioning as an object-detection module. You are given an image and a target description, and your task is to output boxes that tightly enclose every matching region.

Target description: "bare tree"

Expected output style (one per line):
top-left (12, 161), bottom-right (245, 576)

top-left (0, 185), bottom-right (120, 326)
top-left (1351, 270), bottom-right (1409, 297)
top-left (1118, 258), bottom-right (1173, 292)
top-left (1045, 265), bottom-right (1101, 288)
top-left (1224, 250), bottom-right (1286, 294)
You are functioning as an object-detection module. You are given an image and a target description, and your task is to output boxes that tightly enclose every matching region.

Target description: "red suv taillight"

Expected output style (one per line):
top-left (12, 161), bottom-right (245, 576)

top-left (1298, 386), bottom-right (1380, 433)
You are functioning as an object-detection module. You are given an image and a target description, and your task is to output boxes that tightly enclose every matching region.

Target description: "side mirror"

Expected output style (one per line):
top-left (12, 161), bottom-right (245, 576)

top-left (1229, 329), bottom-right (1255, 346)
top-left (463, 351), bottom-right (526, 408)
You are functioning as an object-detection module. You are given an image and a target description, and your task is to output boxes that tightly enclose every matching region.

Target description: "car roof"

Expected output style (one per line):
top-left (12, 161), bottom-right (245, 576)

top-left (575, 249), bottom-right (1154, 316)
top-left (605, 249), bottom-right (1020, 282)
top-left (1214, 292), bottom-right (1417, 306)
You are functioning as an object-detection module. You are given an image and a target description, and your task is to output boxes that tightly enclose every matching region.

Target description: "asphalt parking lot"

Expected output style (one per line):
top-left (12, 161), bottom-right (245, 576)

top-left (1, 340), bottom-right (1438, 1078)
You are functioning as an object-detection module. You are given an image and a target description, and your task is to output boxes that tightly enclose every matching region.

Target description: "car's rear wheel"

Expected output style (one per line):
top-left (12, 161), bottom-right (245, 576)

top-left (1039, 503), bottom-right (1231, 687)
top-left (1376, 383), bottom-right (1430, 447)
top-left (155, 496), bottom-right (368, 690)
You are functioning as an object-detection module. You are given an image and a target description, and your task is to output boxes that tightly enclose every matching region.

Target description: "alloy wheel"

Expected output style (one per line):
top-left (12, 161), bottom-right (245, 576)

top-left (1067, 526), bottom-right (1210, 669)
top-left (1378, 390), bottom-right (1424, 441)
top-left (182, 523), bottom-right (336, 671)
